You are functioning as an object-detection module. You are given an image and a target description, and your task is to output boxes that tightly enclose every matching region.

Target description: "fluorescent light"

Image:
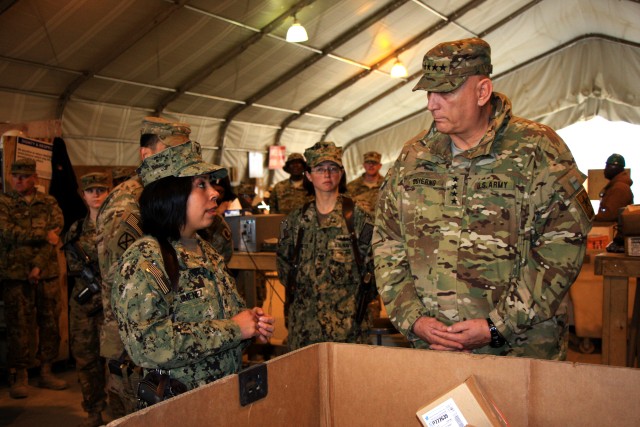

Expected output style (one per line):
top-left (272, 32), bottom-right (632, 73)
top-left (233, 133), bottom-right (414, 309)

top-left (390, 58), bottom-right (408, 78)
top-left (286, 18), bottom-right (308, 43)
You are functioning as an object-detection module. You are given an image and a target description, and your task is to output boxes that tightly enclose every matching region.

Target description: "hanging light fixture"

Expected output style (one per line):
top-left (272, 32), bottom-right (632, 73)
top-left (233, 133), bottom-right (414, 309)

top-left (286, 16), bottom-right (308, 43)
top-left (390, 57), bottom-right (408, 78)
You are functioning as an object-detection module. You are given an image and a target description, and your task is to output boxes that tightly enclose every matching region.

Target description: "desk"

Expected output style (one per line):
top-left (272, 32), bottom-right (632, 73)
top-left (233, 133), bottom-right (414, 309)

top-left (594, 252), bottom-right (640, 366)
top-left (228, 252), bottom-right (277, 308)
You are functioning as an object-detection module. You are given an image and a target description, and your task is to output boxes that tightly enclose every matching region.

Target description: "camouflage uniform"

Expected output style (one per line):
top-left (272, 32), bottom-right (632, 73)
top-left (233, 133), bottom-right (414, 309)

top-left (96, 176), bottom-right (145, 415)
top-left (277, 141), bottom-right (375, 350)
top-left (96, 117), bottom-right (190, 415)
top-left (112, 235), bottom-right (248, 389)
top-left (271, 152), bottom-right (311, 215)
top-left (374, 91), bottom-right (594, 360)
top-left (96, 176), bottom-right (143, 363)
top-left (64, 215), bottom-right (106, 415)
top-left (277, 195), bottom-right (374, 350)
top-left (0, 185), bottom-right (64, 369)
top-left (270, 179), bottom-right (311, 215)
top-left (112, 141), bottom-right (247, 390)
top-left (346, 173), bottom-right (384, 213)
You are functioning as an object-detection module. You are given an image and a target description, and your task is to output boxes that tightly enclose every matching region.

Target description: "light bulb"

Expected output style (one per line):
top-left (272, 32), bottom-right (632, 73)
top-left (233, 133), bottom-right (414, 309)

top-left (390, 59), bottom-right (408, 78)
top-left (286, 19), bottom-right (308, 43)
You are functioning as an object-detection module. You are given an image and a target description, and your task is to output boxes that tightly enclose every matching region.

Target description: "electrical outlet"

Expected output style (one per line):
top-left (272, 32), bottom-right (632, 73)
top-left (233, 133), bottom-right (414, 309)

top-left (238, 363), bottom-right (268, 406)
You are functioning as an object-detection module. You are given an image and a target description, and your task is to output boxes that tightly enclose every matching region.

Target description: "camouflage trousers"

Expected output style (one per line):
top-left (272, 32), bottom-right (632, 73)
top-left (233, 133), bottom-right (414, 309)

top-left (106, 368), bottom-right (141, 418)
top-left (70, 283), bottom-right (107, 414)
top-left (2, 278), bottom-right (61, 368)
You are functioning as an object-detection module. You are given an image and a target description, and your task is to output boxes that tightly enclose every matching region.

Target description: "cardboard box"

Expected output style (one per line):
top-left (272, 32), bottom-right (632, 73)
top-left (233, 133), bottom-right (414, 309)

top-left (108, 343), bottom-right (640, 427)
top-left (625, 236), bottom-right (640, 257)
top-left (621, 205), bottom-right (640, 237)
top-left (416, 376), bottom-right (507, 427)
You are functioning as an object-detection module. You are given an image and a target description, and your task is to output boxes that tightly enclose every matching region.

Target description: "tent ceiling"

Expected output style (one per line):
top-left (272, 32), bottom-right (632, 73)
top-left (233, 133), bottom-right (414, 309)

top-left (1, 0), bottom-right (639, 182)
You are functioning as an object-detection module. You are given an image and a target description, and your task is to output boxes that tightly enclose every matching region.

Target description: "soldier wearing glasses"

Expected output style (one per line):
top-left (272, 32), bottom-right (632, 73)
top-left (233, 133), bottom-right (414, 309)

top-left (276, 141), bottom-right (376, 350)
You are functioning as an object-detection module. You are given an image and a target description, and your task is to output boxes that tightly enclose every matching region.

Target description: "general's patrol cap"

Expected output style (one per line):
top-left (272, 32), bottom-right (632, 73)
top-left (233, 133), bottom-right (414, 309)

top-left (137, 141), bottom-right (227, 186)
top-left (363, 151), bottom-right (381, 163)
top-left (413, 38), bottom-right (493, 93)
top-left (304, 141), bottom-right (343, 168)
top-left (140, 117), bottom-right (191, 147)
top-left (606, 153), bottom-right (625, 167)
top-left (11, 158), bottom-right (36, 175)
top-left (81, 172), bottom-right (110, 191)
top-left (283, 152), bottom-right (306, 173)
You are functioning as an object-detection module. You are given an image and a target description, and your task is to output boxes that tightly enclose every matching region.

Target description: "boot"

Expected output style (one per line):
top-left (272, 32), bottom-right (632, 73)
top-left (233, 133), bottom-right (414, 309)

top-left (9, 368), bottom-right (29, 399)
top-left (78, 411), bottom-right (104, 427)
top-left (38, 363), bottom-right (68, 390)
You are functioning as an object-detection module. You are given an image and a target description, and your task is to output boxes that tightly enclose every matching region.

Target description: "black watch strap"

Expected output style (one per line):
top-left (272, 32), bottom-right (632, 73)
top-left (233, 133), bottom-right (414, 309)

top-left (486, 318), bottom-right (506, 348)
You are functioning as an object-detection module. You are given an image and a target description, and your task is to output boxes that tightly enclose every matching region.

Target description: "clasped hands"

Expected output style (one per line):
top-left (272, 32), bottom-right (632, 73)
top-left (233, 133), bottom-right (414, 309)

top-left (412, 316), bottom-right (492, 352)
top-left (233, 307), bottom-right (275, 343)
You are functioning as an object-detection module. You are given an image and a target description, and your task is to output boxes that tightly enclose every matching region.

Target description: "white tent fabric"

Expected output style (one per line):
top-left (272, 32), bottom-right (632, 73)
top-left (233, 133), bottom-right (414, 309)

top-left (1, 0), bottom-right (639, 186)
top-left (347, 37), bottom-right (640, 179)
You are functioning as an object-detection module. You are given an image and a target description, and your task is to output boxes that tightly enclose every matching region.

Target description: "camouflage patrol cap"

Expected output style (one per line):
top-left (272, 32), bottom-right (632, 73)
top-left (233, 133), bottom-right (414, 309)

top-left (606, 153), bottom-right (625, 167)
top-left (304, 141), bottom-right (343, 168)
top-left (80, 172), bottom-right (110, 191)
top-left (363, 151), bottom-right (381, 163)
top-left (136, 141), bottom-right (227, 187)
top-left (11, 158), bottom-right (36, 175)
top-left (413, 38), bottom-right (492, 93)
top-left (283, 152), bottom-right (306, 173)
top-left (111, 166), bottom-right (134, 181)
top-left (140, 117), bottom-right (191, 147)
top-left (236, 183), bottom-right (256, 196)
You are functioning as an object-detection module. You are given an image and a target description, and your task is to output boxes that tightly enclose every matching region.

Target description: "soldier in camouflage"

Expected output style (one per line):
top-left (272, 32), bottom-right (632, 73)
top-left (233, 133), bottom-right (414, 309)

top-left (373, 38), bottom-right (594, 360)
top-left (112, 141), bottom-right (274, 390)
top-left (63, 172), bottom-right (110, 427)
top-left (270, 153), bottom-right (312, 214)
top-left (346, 151), bottom-right (384, 214)
top-left (0, 158), bottom-right (67, 399)
top-left (96, 117), bottom-right (191, 416)
top-left (110, 167), bottom-right (135, 188)
top-left (276, 141), bottom-right (376, 351)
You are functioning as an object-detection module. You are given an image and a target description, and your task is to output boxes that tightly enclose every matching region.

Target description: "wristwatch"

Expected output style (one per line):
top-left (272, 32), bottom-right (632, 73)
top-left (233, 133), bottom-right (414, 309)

top-left (486, 318), bottom-right (506, 348)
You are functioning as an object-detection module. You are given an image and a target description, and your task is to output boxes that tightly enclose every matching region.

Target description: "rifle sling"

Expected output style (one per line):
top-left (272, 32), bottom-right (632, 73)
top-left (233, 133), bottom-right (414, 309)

top-left (341, 197), bottom-right (363, 277)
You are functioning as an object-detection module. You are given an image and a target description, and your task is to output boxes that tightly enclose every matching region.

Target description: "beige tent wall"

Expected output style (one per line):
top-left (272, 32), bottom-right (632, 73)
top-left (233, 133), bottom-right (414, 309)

top-left (59, 101), bottom-right (324, 186)
top-left (341, 38), bottom-right (640, 177)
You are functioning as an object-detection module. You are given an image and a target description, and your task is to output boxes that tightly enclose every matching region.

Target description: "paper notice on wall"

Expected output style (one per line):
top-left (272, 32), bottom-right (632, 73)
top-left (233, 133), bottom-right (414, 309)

top-left (16, 136), bottom-right (53, 180)
top-left (268, 145), bottom-right (286, 170)
top-left (248, 151), bottom-right (264, 178)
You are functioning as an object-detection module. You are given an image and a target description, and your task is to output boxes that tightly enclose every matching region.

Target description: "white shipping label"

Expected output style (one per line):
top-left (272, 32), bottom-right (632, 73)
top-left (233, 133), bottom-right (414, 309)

top-left (419, 398), bottom-right (468, 427)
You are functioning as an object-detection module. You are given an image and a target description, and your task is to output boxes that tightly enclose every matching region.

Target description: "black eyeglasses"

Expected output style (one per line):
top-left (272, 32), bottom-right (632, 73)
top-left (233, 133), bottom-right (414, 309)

top-left (311, 166), bottom-right (342, 175)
